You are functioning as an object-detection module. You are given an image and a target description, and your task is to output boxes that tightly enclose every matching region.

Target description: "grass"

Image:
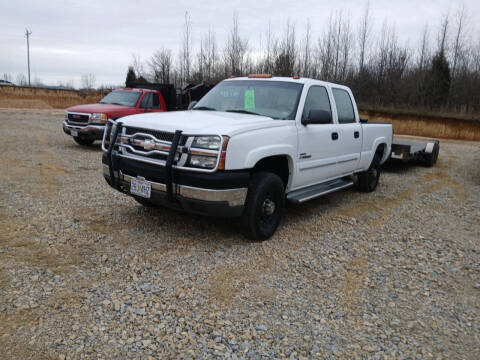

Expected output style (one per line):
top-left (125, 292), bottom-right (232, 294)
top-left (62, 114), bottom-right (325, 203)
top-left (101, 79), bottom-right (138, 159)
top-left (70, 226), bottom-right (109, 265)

top-left (358, 103), bottom-right (480, 122)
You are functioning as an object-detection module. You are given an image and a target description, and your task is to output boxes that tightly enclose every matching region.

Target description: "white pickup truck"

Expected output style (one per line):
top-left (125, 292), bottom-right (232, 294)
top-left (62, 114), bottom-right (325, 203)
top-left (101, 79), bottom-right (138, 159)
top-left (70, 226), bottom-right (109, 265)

top-left (102, 76), bottom-right (392, 240)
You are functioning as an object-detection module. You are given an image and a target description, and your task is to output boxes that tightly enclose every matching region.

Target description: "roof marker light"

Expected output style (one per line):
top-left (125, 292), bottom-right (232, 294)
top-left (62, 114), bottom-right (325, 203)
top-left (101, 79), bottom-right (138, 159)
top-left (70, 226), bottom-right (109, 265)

top-left (247, 74), bottom-right (272, 78)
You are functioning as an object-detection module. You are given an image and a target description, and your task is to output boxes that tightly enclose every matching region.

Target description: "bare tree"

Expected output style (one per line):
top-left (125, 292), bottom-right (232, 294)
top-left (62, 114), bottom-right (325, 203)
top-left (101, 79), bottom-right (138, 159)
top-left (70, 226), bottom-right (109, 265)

top-left (224, 12), bottom-right (248, 76)
top-left (149, 48), bottom-right (173, 84)
top-left (180, 11), bottom-right (192, 83)
top-left (300, 19), bottom-right (312, 77)
top-left (358, 0), bottom-right (372, 72)
top-left (15, 73), bottom-right (28, 86)
top-left (451, 5), bottom-right (468, 80)
top-left (81, 73), bottom-right (96, 90)
top-left (274, 19), bottom-right (296, 76)
top-left (437, 13), bottom-right (449, 54)
top-left (131, 54), bottom-right (146, 79)
top-left (2, 73), bottom-right (13, 82)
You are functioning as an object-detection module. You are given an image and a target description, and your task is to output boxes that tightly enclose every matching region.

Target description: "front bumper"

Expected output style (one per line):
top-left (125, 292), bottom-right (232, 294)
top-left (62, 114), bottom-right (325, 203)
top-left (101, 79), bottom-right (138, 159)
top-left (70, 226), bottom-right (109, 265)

top-left (63, 120), bottom-right (105, 140)
top-left (102, 164), bottom-right (248, 217)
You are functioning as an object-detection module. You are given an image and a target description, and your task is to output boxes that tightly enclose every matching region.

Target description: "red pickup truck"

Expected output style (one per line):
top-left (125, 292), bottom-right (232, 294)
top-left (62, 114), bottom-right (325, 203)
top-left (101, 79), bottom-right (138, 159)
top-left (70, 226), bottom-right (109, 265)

top-left (63, 88), bottom-right (168, 146)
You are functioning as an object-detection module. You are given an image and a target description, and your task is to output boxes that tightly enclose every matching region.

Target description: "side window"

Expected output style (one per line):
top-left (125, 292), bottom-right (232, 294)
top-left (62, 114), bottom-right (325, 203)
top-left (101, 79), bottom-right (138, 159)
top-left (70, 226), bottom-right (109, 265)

top-left (332, 88), bottom-right (356, 124)
top-left (151, 93), bottom-right (160, 108)
top-left (140, 93), bottom-right (153, 108)
top-left (302, 86), bottom-right (332, 123)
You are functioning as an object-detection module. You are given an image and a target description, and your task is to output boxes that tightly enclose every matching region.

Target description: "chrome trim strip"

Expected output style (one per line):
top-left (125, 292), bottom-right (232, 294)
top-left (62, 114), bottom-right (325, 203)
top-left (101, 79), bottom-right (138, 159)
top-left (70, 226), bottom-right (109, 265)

top-left (102, 164), bottom-right (246, 206)
top-left (337, 157), bottom-right (358, 164)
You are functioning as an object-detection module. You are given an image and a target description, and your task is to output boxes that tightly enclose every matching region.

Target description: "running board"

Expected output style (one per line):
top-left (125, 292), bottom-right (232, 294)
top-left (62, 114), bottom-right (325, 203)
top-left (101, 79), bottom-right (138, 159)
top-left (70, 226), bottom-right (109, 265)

top-left (287, 177), bottom-right (354, 204)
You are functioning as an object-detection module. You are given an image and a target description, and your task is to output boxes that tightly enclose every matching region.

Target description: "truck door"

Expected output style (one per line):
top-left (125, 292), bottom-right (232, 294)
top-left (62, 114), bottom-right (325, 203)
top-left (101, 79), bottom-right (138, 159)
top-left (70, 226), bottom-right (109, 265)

top-left (140, 93), bottom-right (164, 113)
top-left (331, 88), bottom-right (362, 174)
top-left (294, 85), bottom-right (341, 188)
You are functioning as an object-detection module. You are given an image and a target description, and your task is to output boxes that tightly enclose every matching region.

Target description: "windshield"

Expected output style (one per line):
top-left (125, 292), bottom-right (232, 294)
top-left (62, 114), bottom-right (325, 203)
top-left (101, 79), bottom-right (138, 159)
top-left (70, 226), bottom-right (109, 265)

top-left (99, 90), bottom-right (141, 107)
top-left (193, 80), bottom-right (304, 120)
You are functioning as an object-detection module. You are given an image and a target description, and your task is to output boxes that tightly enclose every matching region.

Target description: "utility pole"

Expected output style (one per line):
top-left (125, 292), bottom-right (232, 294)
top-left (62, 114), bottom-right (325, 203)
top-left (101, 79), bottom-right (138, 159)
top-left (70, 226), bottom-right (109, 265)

top-left (25, 29), bottom-right (32, 86)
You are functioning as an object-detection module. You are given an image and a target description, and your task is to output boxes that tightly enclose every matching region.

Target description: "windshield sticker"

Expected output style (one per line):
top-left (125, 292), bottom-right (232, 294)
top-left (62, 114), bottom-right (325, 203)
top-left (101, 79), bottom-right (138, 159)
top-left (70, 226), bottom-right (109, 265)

top-left (244, 89), bottom-right (255, 110)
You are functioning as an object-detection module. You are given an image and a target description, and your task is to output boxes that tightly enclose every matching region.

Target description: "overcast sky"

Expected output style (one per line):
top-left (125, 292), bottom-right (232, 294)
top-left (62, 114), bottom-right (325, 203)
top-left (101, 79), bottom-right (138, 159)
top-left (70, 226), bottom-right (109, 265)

top-left (1, 0), bottom-right (478, 87)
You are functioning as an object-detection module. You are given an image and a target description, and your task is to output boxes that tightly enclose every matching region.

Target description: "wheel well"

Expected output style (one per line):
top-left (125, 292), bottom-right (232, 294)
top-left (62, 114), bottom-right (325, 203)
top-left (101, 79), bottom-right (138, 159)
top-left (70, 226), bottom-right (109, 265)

top-left (252, 156), bottom-right (290, 188)
top-left (376, 143), bottom-right (386, 160)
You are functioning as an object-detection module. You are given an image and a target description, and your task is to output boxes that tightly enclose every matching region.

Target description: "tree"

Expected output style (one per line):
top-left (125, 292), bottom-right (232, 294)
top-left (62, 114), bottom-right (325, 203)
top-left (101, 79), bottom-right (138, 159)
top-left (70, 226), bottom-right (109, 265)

top-left (425, 50), bottom-right (451, 108)
top-left (81, 73), bottom-right (96, 90)
top-left (274, 19), bottom-right (296, 76)
top-left (149, 48), bottom-right (172, 84)
top-left (357, 0), bottom-right (372, 73)
top-left (180, 11), bottom-right (192, 83)
top-left (125, 66), bottom-right (136, 87)
top-left (224, 12), bottom-right (248, 76)
top-left (15, 73), bottom-right (28, 86)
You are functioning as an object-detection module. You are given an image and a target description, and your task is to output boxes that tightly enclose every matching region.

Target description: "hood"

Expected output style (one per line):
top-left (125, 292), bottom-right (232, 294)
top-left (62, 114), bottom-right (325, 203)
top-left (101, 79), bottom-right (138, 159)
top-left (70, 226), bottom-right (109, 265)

top-left (66, 103), bottom-right (132, 115)
top-left (119, 110), bottom-right (288, 136)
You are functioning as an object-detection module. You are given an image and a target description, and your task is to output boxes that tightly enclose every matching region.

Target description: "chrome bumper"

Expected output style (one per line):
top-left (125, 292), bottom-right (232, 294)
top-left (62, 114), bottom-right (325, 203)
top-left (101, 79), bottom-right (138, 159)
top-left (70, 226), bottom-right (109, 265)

top-left (102, 164), bottom-right (247, 207)
top-left (63, 120), bottom-right (105, 134)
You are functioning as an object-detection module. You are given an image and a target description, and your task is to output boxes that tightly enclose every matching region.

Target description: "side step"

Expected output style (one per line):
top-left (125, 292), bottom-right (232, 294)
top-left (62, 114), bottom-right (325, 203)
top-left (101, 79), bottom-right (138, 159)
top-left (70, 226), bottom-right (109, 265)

top-left (287, 177), bottom-right (354, 204)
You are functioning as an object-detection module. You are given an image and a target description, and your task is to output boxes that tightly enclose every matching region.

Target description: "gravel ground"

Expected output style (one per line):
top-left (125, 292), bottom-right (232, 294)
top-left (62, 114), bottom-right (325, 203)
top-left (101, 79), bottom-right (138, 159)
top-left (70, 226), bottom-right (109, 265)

top-left (0, 108), bottom-right (479, 359)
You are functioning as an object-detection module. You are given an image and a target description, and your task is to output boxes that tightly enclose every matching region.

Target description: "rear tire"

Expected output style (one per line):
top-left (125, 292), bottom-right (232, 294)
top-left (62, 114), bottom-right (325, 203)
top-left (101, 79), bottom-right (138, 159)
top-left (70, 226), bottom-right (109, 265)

top-left (73, 136), bottom-right (95, 146)
top-left (240, 172), bottom-right (285, 241)
top-left (358, 151), bottom-right (381, 192)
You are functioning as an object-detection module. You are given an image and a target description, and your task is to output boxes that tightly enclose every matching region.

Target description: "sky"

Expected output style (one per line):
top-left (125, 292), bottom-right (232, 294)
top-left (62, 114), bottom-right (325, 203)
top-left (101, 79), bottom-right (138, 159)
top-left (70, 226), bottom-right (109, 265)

top-left (0, 0), bottom-right (478, 87)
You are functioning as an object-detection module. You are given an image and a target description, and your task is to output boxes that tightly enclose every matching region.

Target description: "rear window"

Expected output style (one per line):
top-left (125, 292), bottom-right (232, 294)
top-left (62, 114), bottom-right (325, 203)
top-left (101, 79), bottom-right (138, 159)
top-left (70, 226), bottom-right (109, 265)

top-left (332, 88), bottom-right (356, 124)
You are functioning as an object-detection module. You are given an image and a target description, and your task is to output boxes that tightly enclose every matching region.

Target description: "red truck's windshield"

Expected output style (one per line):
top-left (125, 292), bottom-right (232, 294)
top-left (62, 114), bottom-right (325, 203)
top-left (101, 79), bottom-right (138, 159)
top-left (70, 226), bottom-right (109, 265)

top-left (99, 90), bottom-right (141, 107)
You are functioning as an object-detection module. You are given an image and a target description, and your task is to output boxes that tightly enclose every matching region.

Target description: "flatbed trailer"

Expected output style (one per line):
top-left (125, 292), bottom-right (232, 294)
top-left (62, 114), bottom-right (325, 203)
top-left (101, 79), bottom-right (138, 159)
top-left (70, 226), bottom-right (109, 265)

top-left (389, 137), bottom-right (440, 167)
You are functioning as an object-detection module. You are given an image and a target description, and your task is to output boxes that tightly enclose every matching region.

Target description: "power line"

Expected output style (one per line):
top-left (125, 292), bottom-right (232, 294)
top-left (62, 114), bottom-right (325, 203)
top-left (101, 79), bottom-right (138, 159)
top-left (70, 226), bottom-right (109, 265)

top-left (25, 28), bottom-right (32, 87)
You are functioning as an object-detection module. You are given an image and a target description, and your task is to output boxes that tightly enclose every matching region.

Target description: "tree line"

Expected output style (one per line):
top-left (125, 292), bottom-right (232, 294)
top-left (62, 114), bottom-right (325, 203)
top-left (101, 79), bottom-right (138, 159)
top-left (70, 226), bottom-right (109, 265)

top-left (128, 6), bottom-right (479, 116)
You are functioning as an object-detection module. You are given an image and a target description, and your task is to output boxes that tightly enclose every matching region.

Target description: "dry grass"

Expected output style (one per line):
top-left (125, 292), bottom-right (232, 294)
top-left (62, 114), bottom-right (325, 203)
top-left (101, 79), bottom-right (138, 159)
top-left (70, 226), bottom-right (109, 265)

top-left (361, 110), bottom-right (480, 141)
top-left (0, 85), bottom-right (104, 109)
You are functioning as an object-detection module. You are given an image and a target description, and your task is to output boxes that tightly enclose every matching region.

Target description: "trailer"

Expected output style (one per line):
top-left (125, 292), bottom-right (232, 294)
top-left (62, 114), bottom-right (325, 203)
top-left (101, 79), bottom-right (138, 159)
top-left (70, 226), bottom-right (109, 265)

top-left (389, 137), bottom-right (440, 167)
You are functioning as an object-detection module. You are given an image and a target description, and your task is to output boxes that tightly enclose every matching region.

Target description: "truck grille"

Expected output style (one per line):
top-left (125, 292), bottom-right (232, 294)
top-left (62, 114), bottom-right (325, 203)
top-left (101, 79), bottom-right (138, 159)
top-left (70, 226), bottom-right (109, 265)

top-left (124, 127), bottom-right (187, 146)
top-left (121, 126), bottom-right (184, 164)
top-left (67, 113), bottom-right (89, 123)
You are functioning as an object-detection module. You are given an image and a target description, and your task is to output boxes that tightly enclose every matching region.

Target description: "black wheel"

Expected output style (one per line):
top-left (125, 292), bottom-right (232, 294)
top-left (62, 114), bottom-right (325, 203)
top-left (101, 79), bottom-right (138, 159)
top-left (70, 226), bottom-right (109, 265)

top-left (73, 136), bottom-right (95, 146)
top-left (358, 151), bottom-right (381, 192)
top-left (240, 172), bottom-right (285, 241)
top-left (423, 142), bottom-right (439, 167)
top-left (133, 196), bottom-right (155, 207)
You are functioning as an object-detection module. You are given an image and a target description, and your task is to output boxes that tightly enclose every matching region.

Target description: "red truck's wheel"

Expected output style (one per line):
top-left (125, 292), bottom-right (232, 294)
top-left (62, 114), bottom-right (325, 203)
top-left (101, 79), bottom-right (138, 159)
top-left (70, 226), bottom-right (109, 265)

top-left (73, 137), bottom-right (95, 146)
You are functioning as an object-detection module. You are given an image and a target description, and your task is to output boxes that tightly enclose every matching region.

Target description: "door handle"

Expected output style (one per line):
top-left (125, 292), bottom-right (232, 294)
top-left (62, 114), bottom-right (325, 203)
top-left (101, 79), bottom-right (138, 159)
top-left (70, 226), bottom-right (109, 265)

top-left (331, 132), bottom-right (338, 140)
top-left (354, 131), bottom-right (359, 138)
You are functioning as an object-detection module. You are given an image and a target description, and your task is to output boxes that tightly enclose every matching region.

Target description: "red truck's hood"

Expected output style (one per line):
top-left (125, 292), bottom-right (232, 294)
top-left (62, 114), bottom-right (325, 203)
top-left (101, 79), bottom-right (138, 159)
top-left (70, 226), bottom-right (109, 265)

top-left (66, 103), bottom-right (132, 115)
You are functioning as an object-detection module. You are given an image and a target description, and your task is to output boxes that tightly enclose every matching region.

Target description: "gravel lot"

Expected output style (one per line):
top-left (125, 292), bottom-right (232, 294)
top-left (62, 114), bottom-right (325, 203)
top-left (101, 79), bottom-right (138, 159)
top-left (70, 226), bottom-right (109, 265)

top-left (0, 108), bottom-right (479, 359)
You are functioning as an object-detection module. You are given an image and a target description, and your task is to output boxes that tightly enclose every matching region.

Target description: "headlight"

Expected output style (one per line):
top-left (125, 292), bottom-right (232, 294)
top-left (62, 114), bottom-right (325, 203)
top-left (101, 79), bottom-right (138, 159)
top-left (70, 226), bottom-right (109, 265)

top-left (90, 113), bottom-right (108, 124)
top-left (191, 135), bottom-right (221, 150)
top-left (188, 155), bottom-right (217, 169)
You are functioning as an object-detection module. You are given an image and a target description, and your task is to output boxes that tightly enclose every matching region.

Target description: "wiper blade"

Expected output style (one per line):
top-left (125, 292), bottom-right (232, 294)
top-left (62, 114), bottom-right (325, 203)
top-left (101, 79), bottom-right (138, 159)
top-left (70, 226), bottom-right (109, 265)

top-left (193, 106), bottom-right (216, 111)
top-left (226, 109), bottom-right (261, 116)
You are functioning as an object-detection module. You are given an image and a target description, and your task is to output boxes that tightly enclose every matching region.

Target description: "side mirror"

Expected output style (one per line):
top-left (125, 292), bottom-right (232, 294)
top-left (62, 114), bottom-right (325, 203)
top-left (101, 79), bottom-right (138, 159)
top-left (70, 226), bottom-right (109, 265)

top-left (302, 109), bottom-right (332, 125)
top-left (360, 117), bottom-right (368, 123)
top-left (188, 101), bottom-right (198, 110)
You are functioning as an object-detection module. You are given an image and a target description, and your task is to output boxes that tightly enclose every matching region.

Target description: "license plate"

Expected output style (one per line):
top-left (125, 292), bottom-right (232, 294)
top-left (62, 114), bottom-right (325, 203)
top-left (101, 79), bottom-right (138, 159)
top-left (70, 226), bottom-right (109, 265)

top-left (130, 178), bottom-right (151, 198)
top-left (71, 129), bottom-right (78, 137)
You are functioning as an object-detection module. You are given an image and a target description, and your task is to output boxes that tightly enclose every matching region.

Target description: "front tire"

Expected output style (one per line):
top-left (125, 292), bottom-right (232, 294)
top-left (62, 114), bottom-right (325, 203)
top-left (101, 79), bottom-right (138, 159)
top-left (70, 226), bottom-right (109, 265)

top-left (73, 136), bottom-right (95, 146)
top-left (357, 151), bottom-right (381, 192)
top-left (240, 172), bottom-right (285, 241)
